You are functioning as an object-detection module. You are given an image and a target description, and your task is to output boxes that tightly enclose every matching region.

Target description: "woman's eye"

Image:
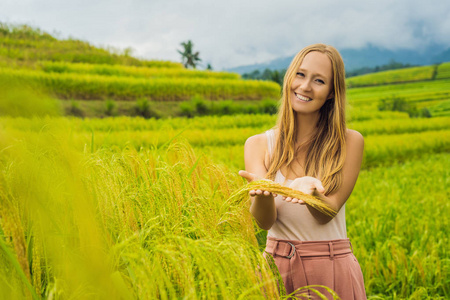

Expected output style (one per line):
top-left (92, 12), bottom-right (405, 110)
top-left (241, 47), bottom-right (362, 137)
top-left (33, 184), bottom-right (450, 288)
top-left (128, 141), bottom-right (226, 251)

top-left (296, 72), bottom-right (305, 77)
top-left (316, 79), bottom-right (325, 84)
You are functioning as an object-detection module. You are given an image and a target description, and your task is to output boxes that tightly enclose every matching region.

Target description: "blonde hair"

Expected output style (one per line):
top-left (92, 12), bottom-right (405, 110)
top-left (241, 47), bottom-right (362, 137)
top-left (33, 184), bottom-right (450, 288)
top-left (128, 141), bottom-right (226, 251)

top-left (266, 44), bottom-right (346, 195)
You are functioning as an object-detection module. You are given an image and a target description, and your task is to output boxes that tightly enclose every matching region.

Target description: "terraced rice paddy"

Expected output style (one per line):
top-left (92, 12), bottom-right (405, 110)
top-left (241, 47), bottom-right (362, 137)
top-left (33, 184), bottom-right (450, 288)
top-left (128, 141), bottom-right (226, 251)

top-left (0, 109), bottom-right (449, 299)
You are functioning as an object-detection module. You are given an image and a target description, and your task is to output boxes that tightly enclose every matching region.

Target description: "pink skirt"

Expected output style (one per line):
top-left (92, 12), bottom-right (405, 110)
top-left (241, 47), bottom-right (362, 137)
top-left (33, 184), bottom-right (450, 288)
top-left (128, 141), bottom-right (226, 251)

top-left (265, 236), bottom-right (367, 300)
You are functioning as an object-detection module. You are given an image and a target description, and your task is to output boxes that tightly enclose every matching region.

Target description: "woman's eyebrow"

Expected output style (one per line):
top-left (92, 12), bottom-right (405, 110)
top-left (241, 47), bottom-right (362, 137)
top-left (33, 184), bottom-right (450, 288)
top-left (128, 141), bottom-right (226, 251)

top-left (297, 68), bottom-right (327, 78)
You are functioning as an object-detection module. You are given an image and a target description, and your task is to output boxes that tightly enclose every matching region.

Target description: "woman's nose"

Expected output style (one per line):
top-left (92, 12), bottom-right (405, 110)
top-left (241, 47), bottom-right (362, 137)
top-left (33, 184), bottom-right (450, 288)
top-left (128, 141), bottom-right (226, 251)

top-left (300, 79), bottom-right (312, 91)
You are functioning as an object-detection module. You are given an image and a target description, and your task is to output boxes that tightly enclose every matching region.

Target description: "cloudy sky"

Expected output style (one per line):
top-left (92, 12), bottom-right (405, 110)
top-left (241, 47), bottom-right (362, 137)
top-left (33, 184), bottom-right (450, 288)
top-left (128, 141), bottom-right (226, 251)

top-left (1, 0), bottom-right (450, 70)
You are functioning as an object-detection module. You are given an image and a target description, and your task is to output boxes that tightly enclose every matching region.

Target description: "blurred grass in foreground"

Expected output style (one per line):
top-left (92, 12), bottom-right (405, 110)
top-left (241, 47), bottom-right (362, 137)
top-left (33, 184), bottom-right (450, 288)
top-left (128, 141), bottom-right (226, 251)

top-left (0, 123), bottom-right (282, 299)
top-left (0, 78), bottom-right (61, 118)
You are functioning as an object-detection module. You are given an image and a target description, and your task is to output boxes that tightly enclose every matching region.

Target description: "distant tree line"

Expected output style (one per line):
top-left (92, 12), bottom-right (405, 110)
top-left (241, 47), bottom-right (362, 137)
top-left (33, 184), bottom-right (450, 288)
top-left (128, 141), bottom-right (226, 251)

top-left (346, 60), bottom-right (415, 77)
top-left (242, 69), bottom-right (286, 86)
top-left (242, 60), bottom-right (415, 85)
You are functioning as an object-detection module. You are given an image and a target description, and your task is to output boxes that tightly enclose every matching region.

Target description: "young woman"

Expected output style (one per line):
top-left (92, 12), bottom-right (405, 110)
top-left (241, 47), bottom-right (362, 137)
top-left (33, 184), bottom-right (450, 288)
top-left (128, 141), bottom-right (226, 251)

top-left (239, 44), bottom-right (366, 299)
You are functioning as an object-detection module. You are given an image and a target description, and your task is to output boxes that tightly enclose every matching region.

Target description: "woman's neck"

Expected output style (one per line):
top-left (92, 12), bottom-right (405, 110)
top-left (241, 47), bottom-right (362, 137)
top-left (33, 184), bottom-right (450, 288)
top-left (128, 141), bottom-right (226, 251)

top-left (295, 112), bottom-right (320, 144)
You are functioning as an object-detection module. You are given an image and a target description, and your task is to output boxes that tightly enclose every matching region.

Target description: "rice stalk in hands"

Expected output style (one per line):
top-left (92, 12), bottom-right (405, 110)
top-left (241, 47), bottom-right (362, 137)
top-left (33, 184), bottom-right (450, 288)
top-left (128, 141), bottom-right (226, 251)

top-left (231, 180), bottom-right (337, 218)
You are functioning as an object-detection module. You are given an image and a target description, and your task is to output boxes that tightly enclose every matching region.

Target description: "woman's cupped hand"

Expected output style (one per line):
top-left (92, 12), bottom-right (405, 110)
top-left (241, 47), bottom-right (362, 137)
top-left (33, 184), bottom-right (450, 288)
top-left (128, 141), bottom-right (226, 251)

top-left (238, 170), bottom-right (277, 197)
top-left (283, 176), bottom-right (325, 204)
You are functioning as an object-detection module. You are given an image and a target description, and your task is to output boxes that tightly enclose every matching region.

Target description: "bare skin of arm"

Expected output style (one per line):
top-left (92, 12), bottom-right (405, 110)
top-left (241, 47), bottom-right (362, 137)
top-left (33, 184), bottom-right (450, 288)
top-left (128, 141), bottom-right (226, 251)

top-left (239, 134), bottom-right (277, 230)
top-left (285, 129), bottom-right (365, 223)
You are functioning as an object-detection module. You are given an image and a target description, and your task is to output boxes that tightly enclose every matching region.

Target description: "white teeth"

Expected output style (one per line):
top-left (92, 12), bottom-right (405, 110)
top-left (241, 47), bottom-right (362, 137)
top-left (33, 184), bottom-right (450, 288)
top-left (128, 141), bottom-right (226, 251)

top-left (295, 93), bottom-right (312, 101)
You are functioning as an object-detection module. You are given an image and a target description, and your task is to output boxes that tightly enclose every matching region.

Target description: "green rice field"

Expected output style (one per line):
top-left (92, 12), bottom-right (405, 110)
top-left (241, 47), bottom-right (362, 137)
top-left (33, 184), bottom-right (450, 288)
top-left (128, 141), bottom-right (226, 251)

top-left (0, 107), bottom-right (449, 299)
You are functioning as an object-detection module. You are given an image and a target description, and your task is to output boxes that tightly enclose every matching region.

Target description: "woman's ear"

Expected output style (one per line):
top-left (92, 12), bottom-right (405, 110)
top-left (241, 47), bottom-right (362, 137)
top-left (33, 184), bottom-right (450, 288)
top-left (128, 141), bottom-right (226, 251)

top-left (327, 91), bottom-right (335, 101)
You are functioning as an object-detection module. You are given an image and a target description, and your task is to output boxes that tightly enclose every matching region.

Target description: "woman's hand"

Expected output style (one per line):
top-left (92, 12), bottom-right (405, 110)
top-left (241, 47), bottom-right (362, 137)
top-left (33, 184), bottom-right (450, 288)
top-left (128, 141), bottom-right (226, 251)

top-left (238, 170), bottom-right (277, 197)
top-left (282, 176), bottom-right (325, 204)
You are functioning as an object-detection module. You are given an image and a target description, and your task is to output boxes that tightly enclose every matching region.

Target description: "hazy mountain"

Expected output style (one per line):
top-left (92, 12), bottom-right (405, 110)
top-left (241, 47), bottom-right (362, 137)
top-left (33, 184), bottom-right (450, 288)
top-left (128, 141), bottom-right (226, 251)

top-left (227, 45), bottom-right (450, 74)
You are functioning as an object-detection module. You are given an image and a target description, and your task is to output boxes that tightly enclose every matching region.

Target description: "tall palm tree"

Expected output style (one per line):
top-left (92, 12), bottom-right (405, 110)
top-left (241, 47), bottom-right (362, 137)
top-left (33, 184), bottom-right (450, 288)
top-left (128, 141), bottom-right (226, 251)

top-left (178, 40), bottom-right (202, 69)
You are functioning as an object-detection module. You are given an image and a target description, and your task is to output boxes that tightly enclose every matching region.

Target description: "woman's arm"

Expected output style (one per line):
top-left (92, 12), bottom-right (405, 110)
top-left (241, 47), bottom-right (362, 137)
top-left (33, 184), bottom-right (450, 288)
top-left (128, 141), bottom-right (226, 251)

top-left (286, 129), bottom-right (364, 223)
top-left (239, 134), bottom-right (277, 230)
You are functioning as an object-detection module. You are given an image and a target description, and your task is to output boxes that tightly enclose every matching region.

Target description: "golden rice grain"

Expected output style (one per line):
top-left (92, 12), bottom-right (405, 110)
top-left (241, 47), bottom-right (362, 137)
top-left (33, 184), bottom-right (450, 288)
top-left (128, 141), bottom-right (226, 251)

top-left (233, 180), bottom-right (337, 218)
top-left (32, 237), bottom-right (41, 296)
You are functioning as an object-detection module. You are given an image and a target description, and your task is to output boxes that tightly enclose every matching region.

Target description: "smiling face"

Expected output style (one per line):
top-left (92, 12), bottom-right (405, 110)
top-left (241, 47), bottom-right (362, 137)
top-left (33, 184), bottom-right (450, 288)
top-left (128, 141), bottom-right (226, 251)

top-left (290, 51), bottom-right (334, 115)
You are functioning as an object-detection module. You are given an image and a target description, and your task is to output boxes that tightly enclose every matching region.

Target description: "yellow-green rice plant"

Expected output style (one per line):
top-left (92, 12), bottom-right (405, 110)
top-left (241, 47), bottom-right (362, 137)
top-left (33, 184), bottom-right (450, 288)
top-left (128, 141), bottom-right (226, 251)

top-left (39, 61), bottom-right (240, 80)
top-left (348, 79), bottom-right (450, 106)
top-left (0, 119), bottom-right (284, 298)
top-left (1, 116), bottom-right (449, 173)
top-left (348, 153), bottom-right (449, 298)
top-left (31, 235), bottom-right (42, 296)
top-left (196, 128), bottom-right (450, 171)
top-left (0, 68), bottom-right (280, 101)
top-left (82, 113), bottom-right (275, 132)
top-left (0, 130), bottom-right (126, 298)
top-left (81, 140), bottom-right (282, 298)
top-left (436, 62), bottom-right (450, 79)
top-left (348, 117), bottom-right (450, 136)
top-left (0, 110), bottom-right (436, 138)
top-left (428, 99), bottom-right (450, 117)
top-left (347, 66), bottom-right (434, 87)
top-left (84, 117), bottom-right (448, 149)
top-left (362, 130), bottom-right (450, 168)
top-left (2, 115), bottom-right (449, 153)
top-left (346, 107), bottom-right (410, 122)
top-left (0, 175), bottom-right (32, 295)
top-left (0, 78), bottom-right (61, 117)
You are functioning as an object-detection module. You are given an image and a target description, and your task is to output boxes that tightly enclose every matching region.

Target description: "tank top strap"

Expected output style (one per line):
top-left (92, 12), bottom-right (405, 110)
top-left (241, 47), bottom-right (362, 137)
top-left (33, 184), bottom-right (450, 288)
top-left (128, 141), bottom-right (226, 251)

top-left (265, 129), bottom-right (275, 157)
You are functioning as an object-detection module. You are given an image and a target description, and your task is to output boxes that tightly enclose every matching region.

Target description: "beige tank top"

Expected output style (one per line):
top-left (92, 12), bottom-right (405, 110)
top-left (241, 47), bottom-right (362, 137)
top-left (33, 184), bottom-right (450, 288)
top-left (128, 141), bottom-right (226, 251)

top-left (265, 129), bottom-right (347, 241)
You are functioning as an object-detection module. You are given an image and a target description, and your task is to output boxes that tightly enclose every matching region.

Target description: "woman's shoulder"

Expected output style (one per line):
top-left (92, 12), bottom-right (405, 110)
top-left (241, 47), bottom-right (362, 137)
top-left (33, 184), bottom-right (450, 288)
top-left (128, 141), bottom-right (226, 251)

top-left (345, 129), bottom-right (364, 140)
top-left (243, 132), bottom-right (271, 171)
top-left (244, 132), bottom-right (268, 149)
top-left (245, 129), bottom-right (277, 148)
top-left (345, 129), bottom-right (364, 151)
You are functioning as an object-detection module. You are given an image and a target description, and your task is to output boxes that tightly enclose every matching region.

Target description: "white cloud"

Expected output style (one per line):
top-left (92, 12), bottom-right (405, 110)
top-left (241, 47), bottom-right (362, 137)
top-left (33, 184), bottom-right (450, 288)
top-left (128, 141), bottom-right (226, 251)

top-left (1, 0), bottom-right (449, 69)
